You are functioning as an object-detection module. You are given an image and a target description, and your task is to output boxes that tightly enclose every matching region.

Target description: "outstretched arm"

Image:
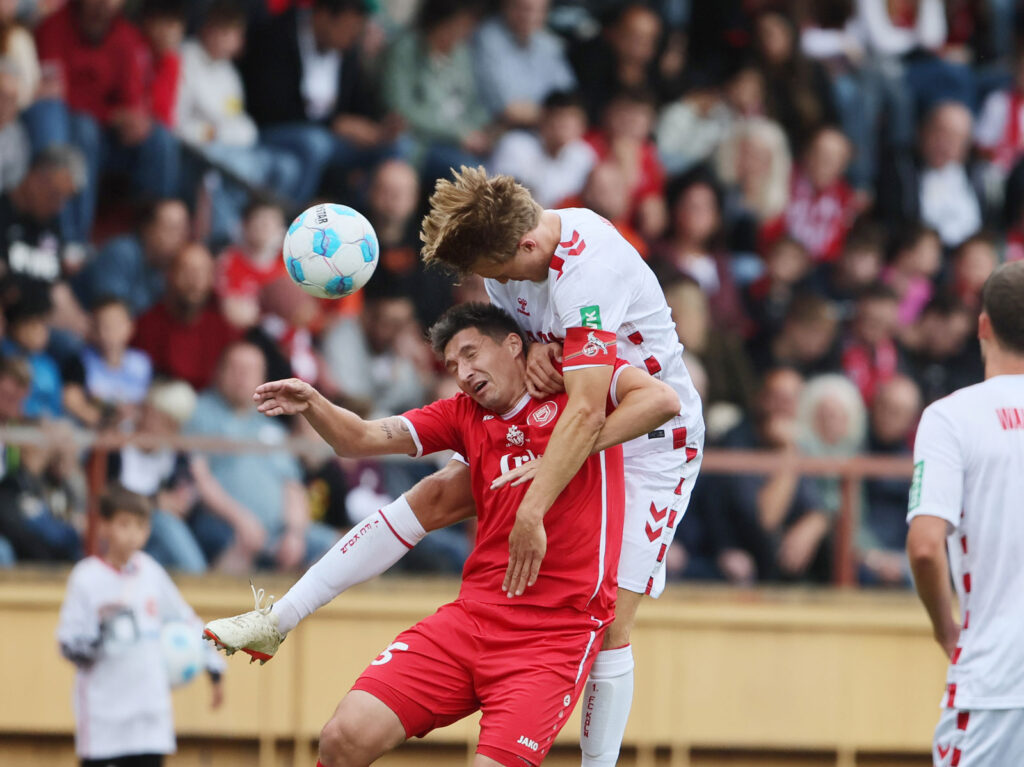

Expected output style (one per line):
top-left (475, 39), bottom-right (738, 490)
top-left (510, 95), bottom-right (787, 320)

top-left (254, 378), bottom-right (417, 458)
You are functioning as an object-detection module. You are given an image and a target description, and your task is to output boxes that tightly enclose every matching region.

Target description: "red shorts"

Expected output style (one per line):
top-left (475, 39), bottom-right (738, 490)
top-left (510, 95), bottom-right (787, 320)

top-left (352, 599), bottom-right (606, 766)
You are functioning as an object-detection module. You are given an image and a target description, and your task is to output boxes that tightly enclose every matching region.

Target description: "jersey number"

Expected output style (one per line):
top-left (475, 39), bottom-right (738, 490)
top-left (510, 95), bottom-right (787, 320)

top-left (371, 641), bottom-right (409, 666)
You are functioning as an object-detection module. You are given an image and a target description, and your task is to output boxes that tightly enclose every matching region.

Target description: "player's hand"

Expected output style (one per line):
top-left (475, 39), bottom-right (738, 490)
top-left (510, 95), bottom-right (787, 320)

top-left (936, 621), bottom-right (961, 660)
top-left (254, 378), bottom-right (315, 416)
top-left (503, 512), bottom-right (546, 597)
top-left (210, 679), bottom-right (224, 710)
top-left (490, 457), bottom-right (541, 490)
top-left (525, 342), bottom-right (564, 398)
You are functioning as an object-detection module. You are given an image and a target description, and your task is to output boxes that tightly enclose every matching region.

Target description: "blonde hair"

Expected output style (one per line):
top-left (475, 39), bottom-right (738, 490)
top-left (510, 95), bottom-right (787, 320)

top-left (420, 166), bottom-right (543, 275)
top-left (715, 117), bottom-right (791, 221)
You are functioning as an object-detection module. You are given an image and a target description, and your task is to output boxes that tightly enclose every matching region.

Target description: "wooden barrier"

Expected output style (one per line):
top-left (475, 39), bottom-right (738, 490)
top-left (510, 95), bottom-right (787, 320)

top-left (0, 570), bottom-right (945, 766)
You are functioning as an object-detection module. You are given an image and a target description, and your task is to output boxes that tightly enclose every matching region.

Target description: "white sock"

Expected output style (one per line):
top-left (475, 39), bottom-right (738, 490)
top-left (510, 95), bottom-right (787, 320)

top-left (272, 496), bottom-right (426, 634)
top-left (580, 645), bottom-right (635, 767)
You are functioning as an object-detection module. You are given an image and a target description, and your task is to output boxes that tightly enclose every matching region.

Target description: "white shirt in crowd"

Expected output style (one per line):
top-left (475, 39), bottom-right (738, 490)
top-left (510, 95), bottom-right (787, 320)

top-left (856, 0), bottom-right (946, 57)
top-left (485, 207), bottom-right (704, 459)
top-left (919, 163), bottom-right (981, 247)
top-left (175, 39), bottom-right (258, 147)
top-left (56, 552), bottom-right (225, 759)
top-left (298, 9), bottom-right (340, 122)
top-left (490, 131), bottom-right (596, 208)
top-left (908, 374), bottom-right (1024, 709)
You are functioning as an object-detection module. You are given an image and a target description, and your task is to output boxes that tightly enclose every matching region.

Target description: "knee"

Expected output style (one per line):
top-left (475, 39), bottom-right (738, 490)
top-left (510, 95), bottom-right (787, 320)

top-left (319, 716), bottom-right (370, 767)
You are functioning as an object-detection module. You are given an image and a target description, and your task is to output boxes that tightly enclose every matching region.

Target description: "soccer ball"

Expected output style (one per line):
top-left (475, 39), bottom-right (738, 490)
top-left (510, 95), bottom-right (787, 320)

top-left (282, 203), bottom-right (380, 299)
top-left (160, 621), bottom-right (204, 688)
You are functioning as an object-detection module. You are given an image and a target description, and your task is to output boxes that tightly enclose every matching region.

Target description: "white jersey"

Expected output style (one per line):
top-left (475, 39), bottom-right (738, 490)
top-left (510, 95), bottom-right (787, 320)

top-left (907, 374), bottom-right (1024, 709)
top-left (56, 552), bottom-right (225, 759)
top-left (486, 208), bottom-right (704, 458)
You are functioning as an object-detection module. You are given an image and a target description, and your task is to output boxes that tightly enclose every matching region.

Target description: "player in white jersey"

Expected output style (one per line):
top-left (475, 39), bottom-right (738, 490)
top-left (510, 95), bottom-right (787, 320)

top-left (906, 261), bottom-right (1024, 767)
top-left (420, 167), bottom-right (704, 766)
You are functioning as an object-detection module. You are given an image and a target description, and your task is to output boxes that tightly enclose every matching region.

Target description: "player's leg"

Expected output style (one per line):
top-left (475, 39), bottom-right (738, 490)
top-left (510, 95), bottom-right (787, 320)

top-left (204, 461), bottom-right (474, 659)
top-left (318, 690), bottom-right (407, 767)
top-left (581, 445), bottom-right (703, 767)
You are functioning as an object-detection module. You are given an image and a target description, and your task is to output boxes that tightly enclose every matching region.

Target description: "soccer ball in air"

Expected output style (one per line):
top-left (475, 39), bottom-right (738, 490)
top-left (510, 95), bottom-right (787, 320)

top-left (160, 621), bottom-right (204, 688)
top-left (282, 203), bottom-right (379, 299)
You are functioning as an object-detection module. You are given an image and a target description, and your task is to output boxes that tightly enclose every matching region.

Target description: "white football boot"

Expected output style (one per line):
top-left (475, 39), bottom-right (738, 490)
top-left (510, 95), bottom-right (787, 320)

top-left (204, 582), bottom-right (285, 664)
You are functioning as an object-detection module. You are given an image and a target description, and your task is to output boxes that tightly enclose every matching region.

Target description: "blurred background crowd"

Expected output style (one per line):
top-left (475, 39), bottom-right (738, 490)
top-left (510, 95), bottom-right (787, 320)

top-left (0, 0), bottom-right (1015, 587)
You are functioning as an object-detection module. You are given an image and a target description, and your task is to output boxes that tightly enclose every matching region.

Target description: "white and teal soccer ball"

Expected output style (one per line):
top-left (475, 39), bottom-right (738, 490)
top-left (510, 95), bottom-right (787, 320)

top-left (282, 203), bottom-right (380, 299)
top-left (160, 621), bottom-right (204, 688)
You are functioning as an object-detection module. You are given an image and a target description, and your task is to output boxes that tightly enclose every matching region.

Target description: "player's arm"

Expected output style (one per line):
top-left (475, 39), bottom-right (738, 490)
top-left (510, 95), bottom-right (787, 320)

top-left (906, 406), bottom-right (964, 659)
top-left (254, 378), bottom-right (417, 458)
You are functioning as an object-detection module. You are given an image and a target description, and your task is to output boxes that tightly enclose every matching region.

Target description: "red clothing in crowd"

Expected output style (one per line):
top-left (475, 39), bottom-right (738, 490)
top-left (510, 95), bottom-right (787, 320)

top-left (762, 171), bottom-right (857, 262)
top-left (216, 248), bottom-right (286, 300)
top-left (35, 3), bottom-right (148, 124)
top-left (584, 131), bottom-right (666, 223)
top-left (145, 50), bottom-right (181, 127)
top-left (842, 339), bottom-right (899, 404)
top-left (132, 300), bottom-right (240, 391)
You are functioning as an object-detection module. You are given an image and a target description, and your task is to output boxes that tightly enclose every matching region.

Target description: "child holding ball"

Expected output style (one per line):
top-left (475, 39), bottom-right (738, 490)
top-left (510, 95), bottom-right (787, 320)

top-left (57, 485), bottom-right (225, 767)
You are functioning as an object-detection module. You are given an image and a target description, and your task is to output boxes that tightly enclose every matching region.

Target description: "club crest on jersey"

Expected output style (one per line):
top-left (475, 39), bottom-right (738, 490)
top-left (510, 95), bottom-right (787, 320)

top-left (517, 297), bottom-right (530, 316)
top-left (583, 331), bottom-right (609, 357)
top-left (527, 401), bottom-right (559, 428)
top-left (506, 424), bottom-right (525, 447)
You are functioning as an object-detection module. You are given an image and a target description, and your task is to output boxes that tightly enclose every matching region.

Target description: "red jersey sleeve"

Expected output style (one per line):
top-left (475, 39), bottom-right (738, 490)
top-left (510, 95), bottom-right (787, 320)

top-left (399, 395), bottom-right (470, 458)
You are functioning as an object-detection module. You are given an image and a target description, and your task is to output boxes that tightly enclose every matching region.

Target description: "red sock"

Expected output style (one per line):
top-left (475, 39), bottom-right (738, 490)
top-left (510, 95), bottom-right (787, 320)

top-left (316, 762), bottom-right (325, 767)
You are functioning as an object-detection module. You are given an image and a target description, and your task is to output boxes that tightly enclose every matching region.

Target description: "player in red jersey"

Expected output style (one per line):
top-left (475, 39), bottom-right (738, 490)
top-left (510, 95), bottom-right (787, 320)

top-left (204, 303), bottom-right (681, 767)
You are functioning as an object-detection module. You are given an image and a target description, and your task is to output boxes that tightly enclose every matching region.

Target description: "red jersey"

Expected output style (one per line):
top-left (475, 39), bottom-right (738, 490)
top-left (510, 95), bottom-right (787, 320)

top-left (763, 171), bottom-right (856, 262)
top-left (216, 247), bottom-right (285, 300)
top-left (399, 367), bottom-right (628, 622)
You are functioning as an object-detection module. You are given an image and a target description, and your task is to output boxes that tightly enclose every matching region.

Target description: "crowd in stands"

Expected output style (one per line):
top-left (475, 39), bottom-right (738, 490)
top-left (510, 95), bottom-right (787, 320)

top-left (0, 0), bottom-right (1015, 587)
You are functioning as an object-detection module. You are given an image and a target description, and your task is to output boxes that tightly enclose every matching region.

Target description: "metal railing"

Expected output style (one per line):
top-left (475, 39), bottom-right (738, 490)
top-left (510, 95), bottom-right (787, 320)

top-left (0, 427), bottom-right (914, 585)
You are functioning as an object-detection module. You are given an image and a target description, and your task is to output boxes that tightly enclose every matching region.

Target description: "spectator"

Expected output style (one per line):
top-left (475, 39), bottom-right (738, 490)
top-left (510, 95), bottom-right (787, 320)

top-left (797, 373), bottom-right (867, 519)
top-left (841, 285), bottom-right (903, 404)
top-left (472, 0), bottom-right (576, 127)
top-left (0, 61), bottom-right (29, 193)
top-left (0, 145), bottom-right (84, 300)
top-left (29, 0), bottom-right (180, 246)
top-left (1, 282), bottom-right (62, 417)
top-left (882, 224), bottom-right (942, 328)
top-left (813, 219), bottom-right (886, 318)
top-left (902, 294), bottom-right (983, 403)
top-left (744, 236), bottom-right (813, 341)
top-left (763, 126), bottom-right (858, 263)
top-left (656, 72), bottom-right (735, 176)
top-left (321, 290), bottom-right (431, 418)
top-left (216, 199), bottom-right (286, 330)
top-left (74, 198), bottom-right (190, 315)
top-left (879, 101), bottom-right (982, 248)
top-left (715, 116), bottom-right (792, 252)
top-left (111, 379), bottom-right (208, 573)
top-left (132, 243), bottom-right (239, 390)
top-left (950, 232), bottom-right (998, 310)
top-left (752, 9), bottom-right (838, 153)
top-left (0, 0), bottom-right (39, 108)
top-left (705, 367), bottom-right (832, 583)
top-left (61, 297), bottom-right (152, 427)
top-left (139, 0), bottom-right (185, 129)
top-left (0, 354), bottom-right (30, 565)
top-left (175, 0), bottom-right (301, 235)
top-left (240, 0), bottom-right (391, 203)
top-left (490, 90), bottom-right (596, 208)
top-left (570, 3), bottom-right (666, 123)
top-left (749, 293), bottom-right (841, 377)
top-left (652, 168), bottom-right (744, 332)
top-left (381, 0), bottom-right (491, 184)
top-left (975, 48), bottom-right (1024, 193)
top-left (364, 159), bottom-right (454, 327)
top-left (185, 341), bottom-right (336, 572)
top-left (559, 161), bottom-right (649, 258)
top-left (259, 276), bottom-right (329, 387)
top-left (860, 374), bottom-right (921, 585)
top-left (585, 87), bottom-right (667, 239)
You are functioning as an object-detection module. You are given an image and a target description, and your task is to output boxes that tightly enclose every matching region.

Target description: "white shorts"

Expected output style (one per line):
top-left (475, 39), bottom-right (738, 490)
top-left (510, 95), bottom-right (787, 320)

top-left (617, 426), bottom-right (703, 599)
top-left (933, 707), bottom-right (1024, 766)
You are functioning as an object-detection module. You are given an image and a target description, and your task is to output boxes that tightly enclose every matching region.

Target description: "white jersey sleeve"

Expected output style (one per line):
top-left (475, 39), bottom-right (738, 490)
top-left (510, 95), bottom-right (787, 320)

top-left (57, 564), bottom-right (101, 666)
top-left (907, 403), bottom-right (964, 530)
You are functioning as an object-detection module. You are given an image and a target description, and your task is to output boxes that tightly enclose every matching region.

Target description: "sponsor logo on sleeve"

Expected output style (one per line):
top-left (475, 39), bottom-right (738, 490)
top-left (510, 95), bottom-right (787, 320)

top-left (580, 305), bottom-right (602, 329)
top-left (909, 461), bottom-right (924, 510)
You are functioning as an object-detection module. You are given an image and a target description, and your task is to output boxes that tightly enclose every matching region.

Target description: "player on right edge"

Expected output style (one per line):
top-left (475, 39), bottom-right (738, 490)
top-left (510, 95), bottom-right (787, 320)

top-left (906, 261), bottom-right (1024, 766)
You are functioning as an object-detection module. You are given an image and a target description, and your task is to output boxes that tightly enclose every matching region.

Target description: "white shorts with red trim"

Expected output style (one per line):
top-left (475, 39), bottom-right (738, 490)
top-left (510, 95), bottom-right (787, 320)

top-left (933, 707), bottom-right (1024, 766)
top-left (617, 425), bottom-right (703, 599)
